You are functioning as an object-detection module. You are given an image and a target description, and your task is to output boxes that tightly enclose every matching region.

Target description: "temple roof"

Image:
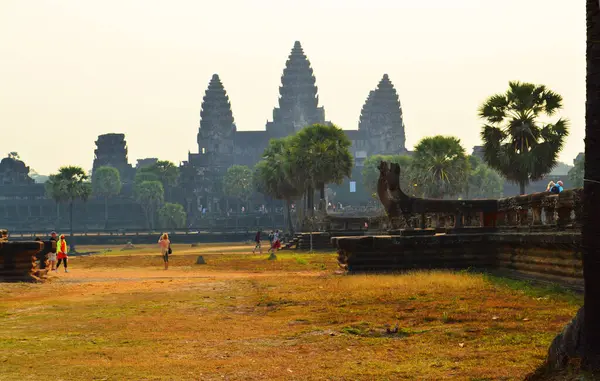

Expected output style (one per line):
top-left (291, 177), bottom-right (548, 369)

top-left (199, 74), bottom-right (236, 137)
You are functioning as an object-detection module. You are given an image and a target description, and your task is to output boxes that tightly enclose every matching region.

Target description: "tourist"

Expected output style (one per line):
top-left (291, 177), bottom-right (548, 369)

top-left (550, 181), bottom-right (564, 194)
top-left (158, 233), bottom-right (171, 270)
top-left (545, 181), bottom-right (555, 192)
top-left (48, 231), bottom-right (58, 271)
top-left (56, 234), bottom-right (68, 273)
top-left (253, 230), bottom-right (262, 254)
top-left (269, 230), bottom-right (281, 253)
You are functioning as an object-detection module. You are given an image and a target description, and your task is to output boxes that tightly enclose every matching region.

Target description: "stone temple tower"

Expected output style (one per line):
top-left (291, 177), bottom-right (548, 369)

top-left (358, 74), bottom-right (406, 154)
top-left (92, 133), bottom-right (134, 182)
top-left (266, 41), bottom-right (326, 137)
top-left (197, 74), bottom-right (236, 166)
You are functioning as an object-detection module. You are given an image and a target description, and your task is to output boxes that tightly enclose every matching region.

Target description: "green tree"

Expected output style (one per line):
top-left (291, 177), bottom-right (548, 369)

top-left (92, 166), bottom-right (122, 229)
top-left (135, 181), bottom-right (164, 229)
top-left (288, 124), bottom-right (353, 214)
top-left (411, 136), bottom-right (470, 198)
top-left (568, 154), bottom-right (584, 188)
top-left (254, 137), bottom-right (303, 233)
top-left (137, 160), bottom-right (179, 200)
top-left (362, 155), bottom-right (416, 197)
top-left (46, 166), bottom-right (92, 235)
top-left (223, 165), bottom-right (253, 211)
top-left (466, 156), bottom-right (504, 199)
top-left (479, 81), bottom-right (569, 195)
top-left (158, 202), bottom-right (187, 229)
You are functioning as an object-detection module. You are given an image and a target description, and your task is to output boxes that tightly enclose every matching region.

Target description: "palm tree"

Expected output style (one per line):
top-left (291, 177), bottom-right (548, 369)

top-left (92, 166), bottom-right (122, 229)
top-left (479, 81), bottom-right (569, 195)
top-left (46, 166), bottom-right (92, 236)
top-left (289, 124), bottom-right (354, 214)
top-left (411, 136), bottom-right (470, 199)
top-left (254, 137), bottom-right (303, 234)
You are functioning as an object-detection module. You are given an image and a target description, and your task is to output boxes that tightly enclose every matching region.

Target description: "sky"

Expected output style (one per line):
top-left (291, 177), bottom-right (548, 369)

top-left (0, 0), bottom-right (585, 175)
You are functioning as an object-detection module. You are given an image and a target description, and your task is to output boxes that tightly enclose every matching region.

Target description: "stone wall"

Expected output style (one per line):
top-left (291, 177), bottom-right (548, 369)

top-left (333, 181), bottom-right (585, 290)
top-left (333, 232), bottom-right (582, 289)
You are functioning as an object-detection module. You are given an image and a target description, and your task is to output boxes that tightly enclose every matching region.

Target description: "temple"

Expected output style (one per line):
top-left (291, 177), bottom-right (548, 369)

top-left (92, 133), bottom-right (134, 182)
top-left (0, 157), bottom-right (35, 185)
top-left (181, 42), bottom-right (409, 214)
top-left (356, 74), bottom-right (407, 155)
top-left (266, 41), bottom-right (328, 137)
top-left (0, 40), bottom-right (414, 229)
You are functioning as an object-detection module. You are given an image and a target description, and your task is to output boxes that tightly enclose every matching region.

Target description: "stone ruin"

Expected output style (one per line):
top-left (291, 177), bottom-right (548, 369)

top-left (0, 229), bottom-right (48, 282)
top-left (332, 161), bottom-right (584, 290)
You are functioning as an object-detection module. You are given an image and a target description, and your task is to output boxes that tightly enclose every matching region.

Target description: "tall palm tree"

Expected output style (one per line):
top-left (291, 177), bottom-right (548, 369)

top-left (479, 81), bottom-right (569, 194)
top-left (46, 166), bottom-right (92, 236)
top-left (411, 136), bottom-right (470, 199)
top-left (254, 137), bottom-right (302, 234)
top-left (289, 124), bottom-right (354, 213)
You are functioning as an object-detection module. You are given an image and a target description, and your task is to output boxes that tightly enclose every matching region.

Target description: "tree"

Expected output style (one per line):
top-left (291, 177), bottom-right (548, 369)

top-left (479, 81), bottom-right (569, 195)
top-left (8, 152), bottom-right (19, 160)
top-left (411, 136), bottom-right (470, 199)
top-left (582, 0), bottom-right (600, 368)
top-left (92, 166), bottom-right (122, 229)
top-left (254, 137), bottom-right (303, 234)
top-left (362, 155), bottom-right (416, 197)
top-left (288, 124), bottom-right (354, 213)
top-left (466, 156), bottom-right (504, 199)
top-left (158, 202), bottom-right (187, 229)
top-left (135, 181), bottom-right (164, 229)
top-left (223, 165), bottom-right (253, 211)
top-left (568, 154), bottom-right (584, 188)
top-left (46, 166), bottom-right (92, 235)
top-left (137, 160), bottom-right (179, 200)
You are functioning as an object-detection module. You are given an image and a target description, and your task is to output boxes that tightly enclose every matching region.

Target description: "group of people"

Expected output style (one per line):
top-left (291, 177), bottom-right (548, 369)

top-left (546, 180), bottom-right (565, 194)
top-left (252, 229), bottom-right (282, 254)
top-left (35, 231), bottom-right (69, 272)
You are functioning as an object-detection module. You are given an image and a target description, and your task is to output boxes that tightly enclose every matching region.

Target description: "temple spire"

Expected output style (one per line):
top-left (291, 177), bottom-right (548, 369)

top-left (359, 74), bottom-right (406, 154)
top-left (266, 41), bottom-right (326, 137)
top-left (197, 74), bottom-right (236, 156)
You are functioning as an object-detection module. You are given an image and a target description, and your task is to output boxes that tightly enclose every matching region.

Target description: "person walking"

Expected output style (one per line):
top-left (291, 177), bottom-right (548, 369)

top-left (56, 234), bottom-right (68, 273)
top-left (253, 230), bottom-right (262, 254)
top-left (158, 233), bottom-right (171, 270)
top-left (269, 230), bottom-right (281, 253)
top-left (48, 231), bottom-right (58, 271)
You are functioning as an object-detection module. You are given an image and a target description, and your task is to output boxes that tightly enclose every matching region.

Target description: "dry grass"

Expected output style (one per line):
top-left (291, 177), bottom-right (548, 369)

top-left (0, 243), bottom-right (581, 380)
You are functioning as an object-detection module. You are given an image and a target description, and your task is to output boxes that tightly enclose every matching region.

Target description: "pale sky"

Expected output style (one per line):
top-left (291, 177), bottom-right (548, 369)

top-left (0, 0), bottom-right (585, 175)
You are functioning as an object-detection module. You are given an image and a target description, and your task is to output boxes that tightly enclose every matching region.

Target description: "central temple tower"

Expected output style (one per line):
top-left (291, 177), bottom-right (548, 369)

top-left (266, 41), bottom-right (327, 136)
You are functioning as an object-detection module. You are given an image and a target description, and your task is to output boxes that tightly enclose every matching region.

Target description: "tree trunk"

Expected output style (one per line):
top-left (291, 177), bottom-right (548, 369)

top-left (583, 0), bottom-right (600, 368)
top-left (307, 187), bottom-right (314, 217)
top-left (285, 199), bottom-right (294, 235)
top-left (519, 181), bottom-right (526, 195)
top-left (69, 201), bottom-right (73, 237)
top-left (319, 183), bottom-right (325, 211)
top-left (104, 196), bottom-right (109, 230)
top-left (545, 0), bottom-right (600, 372)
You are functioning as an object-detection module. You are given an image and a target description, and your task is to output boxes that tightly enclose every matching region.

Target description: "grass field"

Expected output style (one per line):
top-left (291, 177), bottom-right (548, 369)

top-left (0, 243), bottom-right (583, 380)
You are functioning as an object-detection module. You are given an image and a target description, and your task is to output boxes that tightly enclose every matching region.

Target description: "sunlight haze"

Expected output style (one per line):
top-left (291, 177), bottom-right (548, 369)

top-left (0, 0), bottom-right (585, 174)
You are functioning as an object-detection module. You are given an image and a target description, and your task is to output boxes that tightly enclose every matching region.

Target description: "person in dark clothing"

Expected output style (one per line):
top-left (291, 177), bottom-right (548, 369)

top-left (252, 230), bottom-right (262, 254)
top-left (48, 231), bottom-right (58, 271)
top-left (550, 181), bottom-right (564, 194)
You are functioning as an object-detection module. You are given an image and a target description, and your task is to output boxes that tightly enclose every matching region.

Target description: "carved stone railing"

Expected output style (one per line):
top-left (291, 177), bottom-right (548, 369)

top-left (376, 161), bottom-right (583, 232)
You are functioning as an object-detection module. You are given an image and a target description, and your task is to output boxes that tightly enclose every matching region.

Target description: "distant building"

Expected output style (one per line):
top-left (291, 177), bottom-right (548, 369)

top-left (92, 133), bottom-right (135, 183)
top-left (136, 158), bottom-right (158, 170)
top-left (181, 41), bottom-right (408, 215)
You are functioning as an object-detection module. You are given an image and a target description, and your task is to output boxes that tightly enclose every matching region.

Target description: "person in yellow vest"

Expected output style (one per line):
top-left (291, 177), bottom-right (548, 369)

top-left (56, 234), bottom-right (69, 273)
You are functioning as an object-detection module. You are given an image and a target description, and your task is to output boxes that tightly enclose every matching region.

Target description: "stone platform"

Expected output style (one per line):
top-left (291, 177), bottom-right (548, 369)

top-left (333, 232), bottom-right (582, 291)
